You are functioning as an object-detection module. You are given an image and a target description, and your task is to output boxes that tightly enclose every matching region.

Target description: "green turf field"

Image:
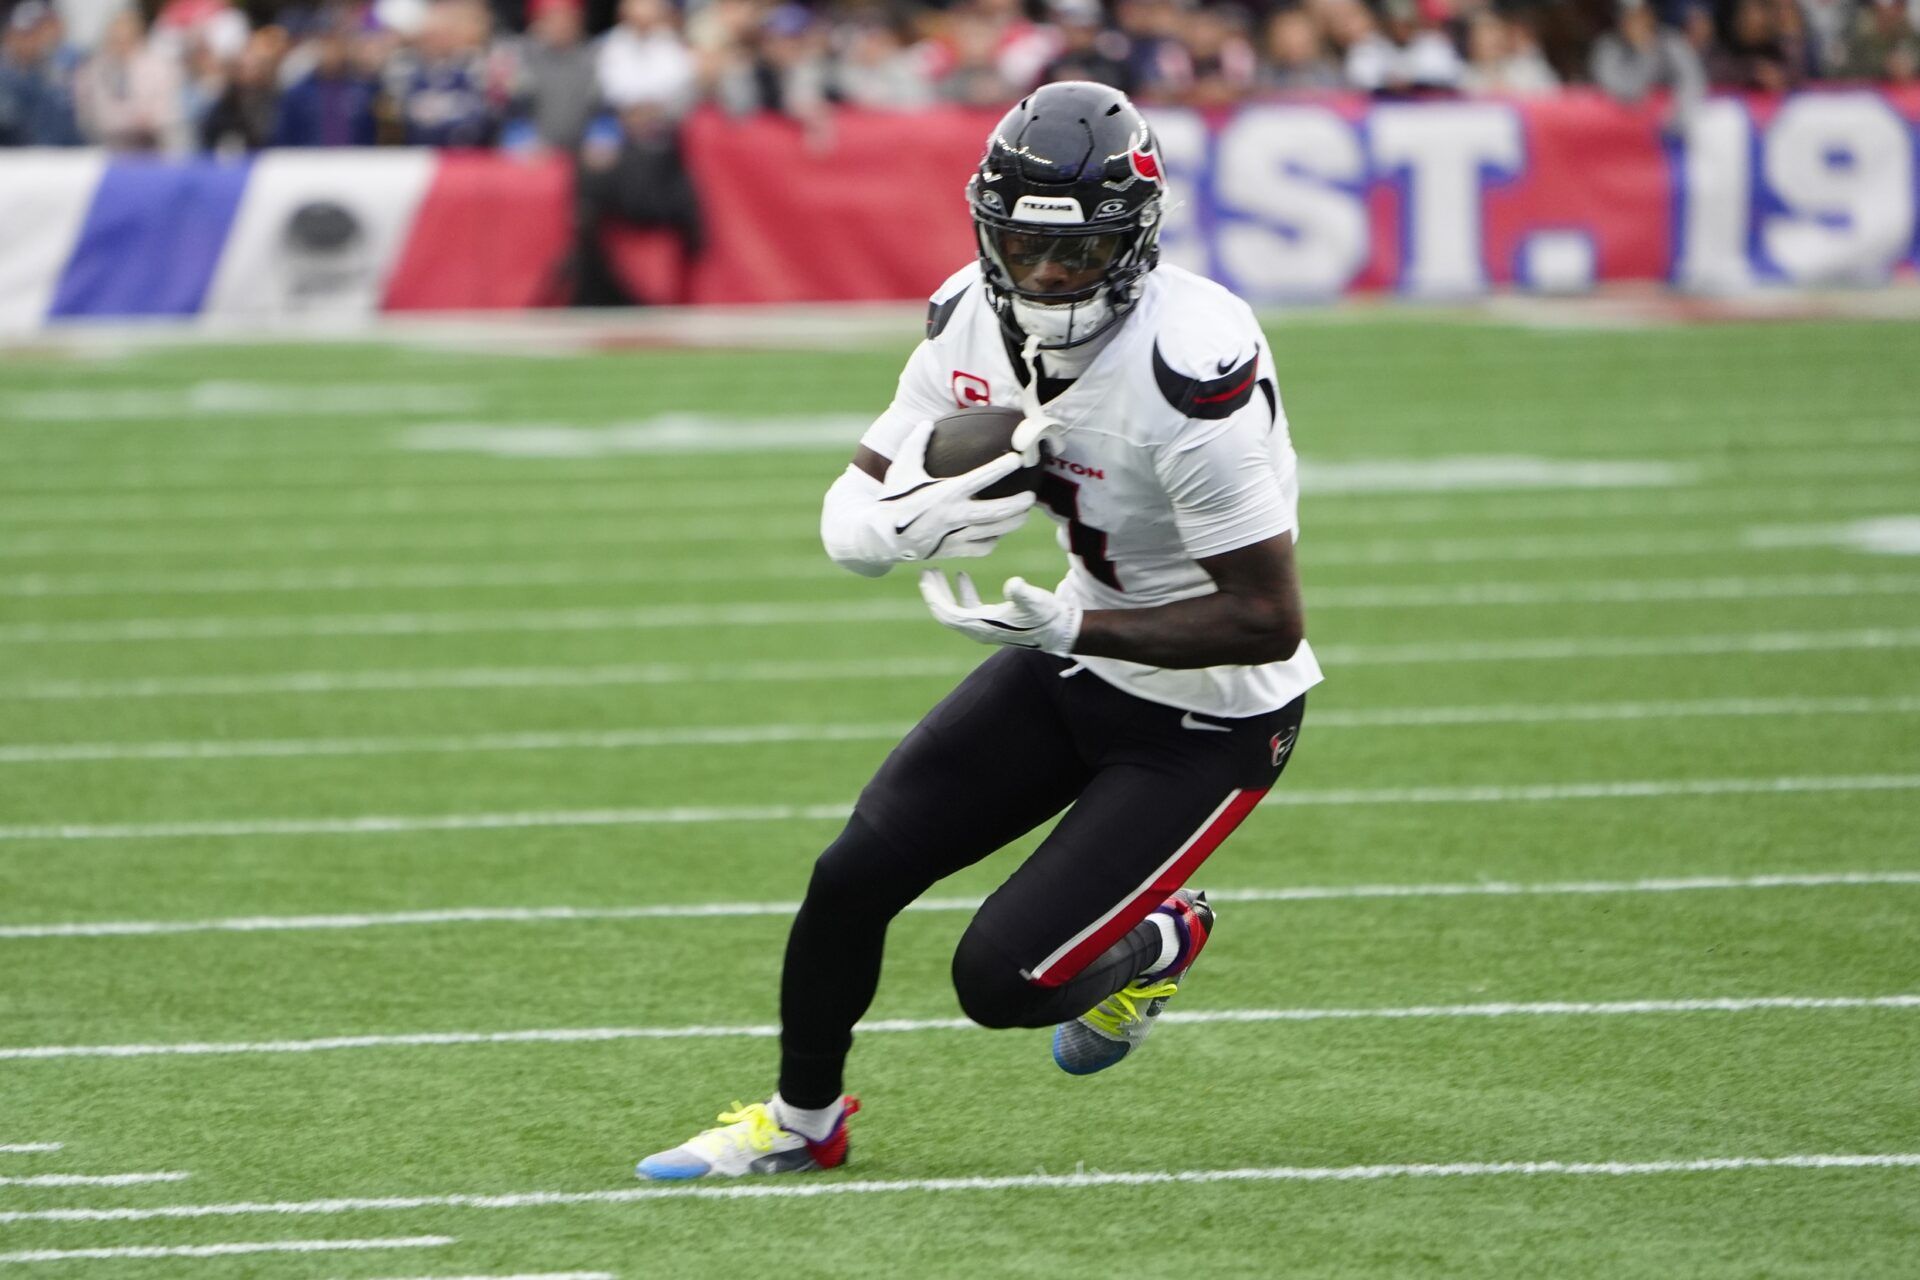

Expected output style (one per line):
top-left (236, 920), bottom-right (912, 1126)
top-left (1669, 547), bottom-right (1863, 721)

top-left (1, 311), bottom-right (1917, 1277)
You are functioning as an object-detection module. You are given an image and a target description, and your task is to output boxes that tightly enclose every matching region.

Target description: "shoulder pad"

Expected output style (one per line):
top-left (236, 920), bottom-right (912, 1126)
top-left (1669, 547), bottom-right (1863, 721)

top-left (926, 284), bottom-right (970, 341)
top-left (1152, 341), bottom-right (1259, 420)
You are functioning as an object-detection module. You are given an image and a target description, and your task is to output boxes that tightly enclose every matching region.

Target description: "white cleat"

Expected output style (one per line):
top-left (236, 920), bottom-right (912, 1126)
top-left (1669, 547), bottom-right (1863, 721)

top-left (635, 1098), bottom-right (859, 1181)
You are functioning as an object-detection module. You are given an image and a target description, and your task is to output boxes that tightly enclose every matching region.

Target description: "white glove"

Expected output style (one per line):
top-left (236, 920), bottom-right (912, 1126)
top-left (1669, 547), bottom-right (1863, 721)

top-left (918, 570), bottom-right (1083, 656)
top-left (820, 420), bottom-right (1036, 576)
top-left (877, 418), bottom-right (1037, 562)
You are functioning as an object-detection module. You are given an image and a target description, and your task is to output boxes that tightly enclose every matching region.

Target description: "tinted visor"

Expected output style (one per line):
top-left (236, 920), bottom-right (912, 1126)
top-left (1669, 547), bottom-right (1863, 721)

top-left (986, 227), bottom-right (1126, 295)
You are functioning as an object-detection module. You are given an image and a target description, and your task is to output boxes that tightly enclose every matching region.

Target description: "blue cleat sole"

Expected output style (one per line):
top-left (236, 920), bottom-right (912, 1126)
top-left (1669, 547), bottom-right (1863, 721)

top-left (635, 1156), bottom-right (710, 1181)
top-left (1052, 1022), bottom-right (1130, 1075)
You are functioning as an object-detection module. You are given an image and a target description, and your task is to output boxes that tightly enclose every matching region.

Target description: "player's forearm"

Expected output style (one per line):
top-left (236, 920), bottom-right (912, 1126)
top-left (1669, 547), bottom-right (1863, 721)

top-left (819, 465), bottom-right (894, 578)
top-left (1072, 591), bottom-right (1304, 669)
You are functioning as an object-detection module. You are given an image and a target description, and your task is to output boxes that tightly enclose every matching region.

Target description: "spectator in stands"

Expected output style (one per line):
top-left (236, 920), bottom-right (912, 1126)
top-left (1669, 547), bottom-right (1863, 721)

top-left (831, 13), bottom-right (937, 109)
top-left (272, 14), bottom-right (378, 145)
top-left (1037, 0), bottom-right (1133, 91)
top-left (0, 0), bottom-right (82, 146)
top-left (1183, 2), bottom-right (1259, 105)
top-left (1796, 0), bottom-right (1860, 74)
top-left (713, 3), bottom-right (832, 135)
top-left (1345, 0), bottom-right (1464, 94)
top-left (199, 25), bottom-right (285, 151)
top-left (1591, 0), bottom-right (1705, 123)
top-left (967, 0), bottom-right (1057, 93)
top-left (597, 0), bottom-right (696, 119)
top-left (568, 85), bottom-right (702, 304)
top-left (935, 7), bottom-right (1021, 104)
top-left (1114, 0), bottom-right (1193, 100)
top-left (1842, 0), bottom-right (1919, 77)
top-left (1680, 0), bottom-right (1722, 59)
top-left (74, 7), bottom-right (189, 151)
top-left (152, 0), bottom-right (249, 64)
top-left (1259, 6), bottom-right (1343, 90)
top-left (508, 0), bottom-right (597, 149)
top-left (1709, 0), bottom-right (1806, 87)
top-left (388, 0), bottom-right (499, 144)
top-left (1460, 8), bottom-right (1561, 92)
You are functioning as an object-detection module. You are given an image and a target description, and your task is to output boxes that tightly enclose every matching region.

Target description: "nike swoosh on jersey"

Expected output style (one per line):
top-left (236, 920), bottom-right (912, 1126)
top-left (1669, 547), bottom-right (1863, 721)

top-left (1180, 712), bottom-right (1233, 732)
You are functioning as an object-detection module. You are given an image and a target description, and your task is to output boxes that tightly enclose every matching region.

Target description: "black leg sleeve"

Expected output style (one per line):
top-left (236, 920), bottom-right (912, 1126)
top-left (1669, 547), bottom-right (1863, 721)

top-left (776, 813), bottom-right (929, 1108)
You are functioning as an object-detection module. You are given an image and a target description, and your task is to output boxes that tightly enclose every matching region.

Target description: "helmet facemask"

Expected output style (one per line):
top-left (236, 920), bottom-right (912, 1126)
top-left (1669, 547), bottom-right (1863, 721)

top-left (972, 205), bottom-right (1160, 350)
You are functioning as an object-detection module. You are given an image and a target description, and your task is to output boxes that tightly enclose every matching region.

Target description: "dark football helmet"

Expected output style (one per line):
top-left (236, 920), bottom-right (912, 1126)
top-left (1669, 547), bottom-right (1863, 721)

top-left (965, 81), bottom-right (1165, 351)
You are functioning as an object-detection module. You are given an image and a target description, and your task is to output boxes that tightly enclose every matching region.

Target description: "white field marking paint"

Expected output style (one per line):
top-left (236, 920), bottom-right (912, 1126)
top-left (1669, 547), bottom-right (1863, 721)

top-left (0, 557), bottom-right (845, 599)
top-left (0, 600), bottom-right (921, 645)
top-left (2, 997), bottom-right (1915, 1064)
top-left (0, 516), bottom-right (808, 560)
top-left (8, 694), bottom-right (1916, 766)
top-left (0, 1237), bottom-right (454, 1264)
top-left (5, 871), bottom-right (1918, 942)
top-left (1298, 456), bottom-right (1694, 492)
top-left (0, 457), bottom-right (1896, 533)
top-left (345, 1274), bottom-right (613, 1280)
top-left (0, 526), bottom-right (1895, 597)
top-left (2, 382), bottom-right (479, 420)
top-left (0, 658), bottom-right (968, 703)
top-left (6, 575), bottom-right (1918, 646)
top-left (1310, 484), bottom-right (1920, 528)
top-left (0, 722), bottom-right (918, 765)
top-left (0, 482), bottom-right (818, 528)
top-left (0, 1171), bottom-right (189, 1187)
top-left (2, 486), bottom-right (1915, 561)
top-left (9, 628), bottom-right (1920, 704)
top-left (4, 1156), bottom-right (1919, 1226)
top-left (1747, 516), bottom-right (1920, 557)
top-left (401, 417), bottom-right (870, 458)
top-left (0, 1144), bottom-right (61, 1154)
top-left (3, 776), bottom-right (1916, 844)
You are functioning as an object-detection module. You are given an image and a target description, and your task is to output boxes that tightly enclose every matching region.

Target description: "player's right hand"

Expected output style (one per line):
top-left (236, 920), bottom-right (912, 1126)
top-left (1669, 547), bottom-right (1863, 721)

top-left (873, 418), bottom-right (1036, 562)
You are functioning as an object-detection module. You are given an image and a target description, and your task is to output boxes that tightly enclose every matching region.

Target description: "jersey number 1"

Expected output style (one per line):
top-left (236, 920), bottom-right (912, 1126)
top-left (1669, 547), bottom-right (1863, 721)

top-left (1038, 474), bottom-right (1122, 592)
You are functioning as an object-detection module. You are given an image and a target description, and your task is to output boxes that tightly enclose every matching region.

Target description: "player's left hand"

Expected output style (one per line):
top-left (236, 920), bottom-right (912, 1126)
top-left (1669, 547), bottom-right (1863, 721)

top-left (918, 571), bottom-right (1082, 657)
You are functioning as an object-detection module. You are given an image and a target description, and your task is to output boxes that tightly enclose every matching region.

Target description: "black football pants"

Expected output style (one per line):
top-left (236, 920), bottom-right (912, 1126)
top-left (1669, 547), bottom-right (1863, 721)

top-left (777, 647), bottom-right (1306, 1108)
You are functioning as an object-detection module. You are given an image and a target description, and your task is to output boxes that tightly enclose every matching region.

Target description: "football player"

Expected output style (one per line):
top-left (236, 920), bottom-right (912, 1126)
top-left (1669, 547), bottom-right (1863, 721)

top-left (637, 80), bottom-right (1320, 1180)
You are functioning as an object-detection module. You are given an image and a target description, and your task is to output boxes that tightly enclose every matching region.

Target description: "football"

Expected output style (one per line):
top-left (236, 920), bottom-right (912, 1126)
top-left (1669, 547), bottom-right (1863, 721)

top-left (923, 405), bottom-right (1044, 499)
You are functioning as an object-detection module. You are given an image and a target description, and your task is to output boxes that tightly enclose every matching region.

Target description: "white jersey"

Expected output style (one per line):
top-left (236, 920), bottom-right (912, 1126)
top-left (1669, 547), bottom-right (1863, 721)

top-left (861, 262), bottom-right (1324, 718)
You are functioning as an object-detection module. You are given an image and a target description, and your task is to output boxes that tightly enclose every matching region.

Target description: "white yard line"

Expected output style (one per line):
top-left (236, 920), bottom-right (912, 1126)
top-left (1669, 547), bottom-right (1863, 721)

top-left (6, 628), bottom-right (1918, 703)
top-left (0, 722), bottom-right (916, 765)
top-left (1, 996), bottom-right (1914, 1063)
top-left (0, 482), bottom-right (814, 528)
top-left (0, 516), bottom-right (803, 561)
top-left (0, 1171), bottom-right (188, 1187)
top-left (2, 1155), bottom-right (1917, 1228)
top-left (0, 559), bottom-right (841, 599)
top-left (0, 532), bottom-right (1912, 596)
top-left (3, 576), bottom-right (1917, 645)
top-left (1, 775), bottom-right (1913, 843)
top-left (2, 486), bottom-right (1915, 561)
top-left (0, 1145), bottom-right (61, 1155)
top-left (0, 658), bottom-right (961, 702)
top-left (0, 1237), bottom-right (454, 1263)
top-left (1, 455), bottom-right (1912, 526)
top-left (3, 694), bottom-right (1915, 766)
top-left (346, 1274), bottom-right (612, 1280)
top-left (3, 871), bottom-right (1915, 941)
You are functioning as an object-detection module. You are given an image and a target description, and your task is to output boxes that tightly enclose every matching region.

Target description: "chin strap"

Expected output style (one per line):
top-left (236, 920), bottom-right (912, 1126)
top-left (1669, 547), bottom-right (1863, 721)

top-left (1018, 333), bottom-right (1043, 418)
top-left (1013, 333), bottom-right (1064, 466)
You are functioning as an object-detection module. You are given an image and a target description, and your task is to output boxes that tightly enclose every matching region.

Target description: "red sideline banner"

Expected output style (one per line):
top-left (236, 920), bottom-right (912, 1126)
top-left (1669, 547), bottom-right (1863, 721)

top-left (5, 89), bottom-right (1915, 325)
top-left (679, 88), bottom-right (1920, 305)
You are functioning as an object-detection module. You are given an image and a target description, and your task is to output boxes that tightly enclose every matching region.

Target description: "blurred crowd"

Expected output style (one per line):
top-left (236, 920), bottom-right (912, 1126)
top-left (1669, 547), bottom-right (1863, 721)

top-left (2, 0), bottom-right (1916, 151)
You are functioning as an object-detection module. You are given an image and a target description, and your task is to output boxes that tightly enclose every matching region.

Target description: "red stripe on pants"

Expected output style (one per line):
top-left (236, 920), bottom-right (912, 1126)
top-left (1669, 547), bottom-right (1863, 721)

top-left (1029, 786), bottom-right (1267, 987)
